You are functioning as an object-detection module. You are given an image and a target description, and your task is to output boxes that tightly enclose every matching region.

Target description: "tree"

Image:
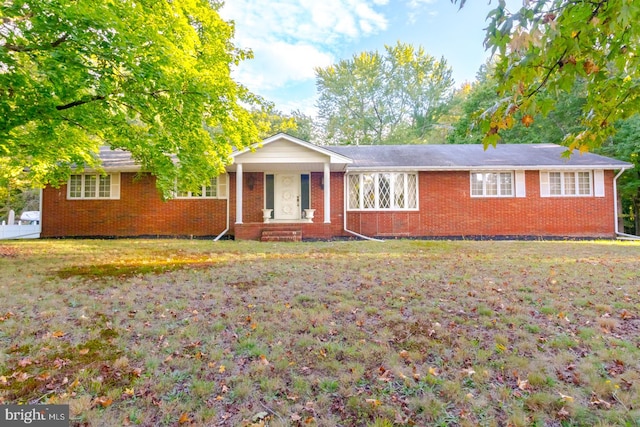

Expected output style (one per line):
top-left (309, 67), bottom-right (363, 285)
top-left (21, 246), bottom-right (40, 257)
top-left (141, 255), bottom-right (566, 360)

top-left (315, 42), bottom-right (454, 145)
top-left (452, 0), bottom-right (640, 151)
top-left (598, 116), bottom-right (640, 234)
top-left (449, 62), bottom-right (586, 145)
top-left (1, 0), bottom-right (259, 197)
top-left (250, 106), bottom-right (315, 142)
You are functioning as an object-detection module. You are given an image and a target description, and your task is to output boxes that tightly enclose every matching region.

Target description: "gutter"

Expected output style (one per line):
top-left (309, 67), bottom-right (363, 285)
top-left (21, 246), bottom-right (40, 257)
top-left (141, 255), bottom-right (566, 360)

top-left (613, 168), bottom-right (640, 240)
top-left (342, 175), bottom-right (384, 242)
top-left (213, 175), bottom-right (230, 241)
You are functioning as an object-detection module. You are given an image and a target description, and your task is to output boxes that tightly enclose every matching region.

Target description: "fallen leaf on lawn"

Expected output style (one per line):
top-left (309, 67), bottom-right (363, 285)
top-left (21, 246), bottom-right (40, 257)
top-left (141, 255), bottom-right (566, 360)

top-left (428, 367), bottom-right (439, 376)
top-left (218, 365), bottom-right (226, 373)
top-left (399, 350), bottom-right (410, 360)
top-left (78, 348), bottom-right (90, 355)
top-left (178, 413), bottom-right (190, 424)
top-left (0, 375), bottom-right (8, 385)
top-left (304, 416), bottom-right (315, 424)
top-left (259, 355), bottom-right (269, 365)
top-left (291, 413), bottom-right (302, 421)
top-left (52, 330), bottom-right (65, 338)
top-left (365, 399), bottom-right (381, 406)
top-left (590, 393), bottom-right (612, 408)
top-left (131, 367), bottom-right (142, 377)
top-left (252, 411), bottom-right (268, 421)
top-left (462, 368), bottom-right (475, 377)
top-left (124, 388), bottom-right (134, 396)
top-left (15, 372), bottom-right (31, 382)
top-left (558, 392), bottom-right (574, 402)
top-left (557, 406), bottom-right (570, 420)
top-left (94, 396), bottom-right (113, 408)
top-left (517, 378), bottom-right (530, 391)
top-left (18, 357), bottom-right (33, 367)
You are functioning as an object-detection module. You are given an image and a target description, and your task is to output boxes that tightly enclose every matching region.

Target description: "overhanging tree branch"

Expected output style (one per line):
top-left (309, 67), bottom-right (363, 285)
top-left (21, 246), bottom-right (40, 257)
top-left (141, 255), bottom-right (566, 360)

top-left (3, 33), bottom-right (69, 52)
top-left (56, 95), bottom-right (106, 111)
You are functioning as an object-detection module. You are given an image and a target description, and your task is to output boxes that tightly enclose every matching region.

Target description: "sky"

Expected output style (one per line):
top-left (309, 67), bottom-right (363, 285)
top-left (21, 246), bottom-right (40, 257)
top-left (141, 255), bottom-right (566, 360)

top-left (219, 0), bottom-right (509, 116)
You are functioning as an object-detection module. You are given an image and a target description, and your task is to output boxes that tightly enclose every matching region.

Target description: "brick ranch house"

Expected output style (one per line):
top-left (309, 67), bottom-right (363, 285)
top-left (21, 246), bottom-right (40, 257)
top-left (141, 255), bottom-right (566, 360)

top-left (41, 133), bottom-right (633, 241)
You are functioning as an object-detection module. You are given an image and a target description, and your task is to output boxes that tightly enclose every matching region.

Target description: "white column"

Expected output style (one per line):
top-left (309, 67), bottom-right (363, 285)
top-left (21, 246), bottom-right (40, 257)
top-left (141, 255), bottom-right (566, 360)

top-left (323, 162), bottom-right (331, 223)
top-left (235, 163), bottom-right (243, 224)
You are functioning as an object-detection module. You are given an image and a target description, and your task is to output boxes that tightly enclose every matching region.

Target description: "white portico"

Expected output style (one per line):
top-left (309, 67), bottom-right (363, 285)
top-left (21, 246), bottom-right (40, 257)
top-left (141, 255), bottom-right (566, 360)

top-left (228, 134), bottom-right (352, 225)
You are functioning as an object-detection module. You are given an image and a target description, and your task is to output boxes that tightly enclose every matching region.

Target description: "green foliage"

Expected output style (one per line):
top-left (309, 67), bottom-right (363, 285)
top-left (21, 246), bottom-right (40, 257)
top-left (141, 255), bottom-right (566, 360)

top-left (250, 106), bottom-right (315, 141)
top-left (451, 0), bottom-right (640, 150)
top-left (449, 63), bottom-right (586, 145)
top-left (0, 0), bottom-right (260, 197)
top-left (0, 159), bottom-right (38, 221)
top-left (316, 42), bottom-right (454, 145)
top-left (598, 115), bottom-right (640, 234)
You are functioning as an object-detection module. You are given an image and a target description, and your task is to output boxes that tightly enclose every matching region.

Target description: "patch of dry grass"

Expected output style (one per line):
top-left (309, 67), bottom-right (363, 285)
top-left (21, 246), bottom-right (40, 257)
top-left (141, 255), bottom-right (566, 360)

top-left (1, 239), bottom-right (640, 426)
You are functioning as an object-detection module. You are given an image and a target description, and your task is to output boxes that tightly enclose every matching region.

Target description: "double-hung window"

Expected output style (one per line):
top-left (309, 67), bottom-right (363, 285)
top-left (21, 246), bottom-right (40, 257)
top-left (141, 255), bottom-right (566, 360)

top-left (548, 171), bottom-right (592, 196)
top-left (348, 172), bottom-right (418, 210)
top-left (68, 173), bottom-right (120, 199)
top-left (470, 172), bottom-right (514, 197)
top-left (174, 174), bottom-right (228, 199)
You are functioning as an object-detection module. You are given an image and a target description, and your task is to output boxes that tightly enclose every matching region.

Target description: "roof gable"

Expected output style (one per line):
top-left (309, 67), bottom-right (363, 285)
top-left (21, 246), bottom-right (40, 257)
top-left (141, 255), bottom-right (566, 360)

top-left (231, 133), bottom-right (352, 166)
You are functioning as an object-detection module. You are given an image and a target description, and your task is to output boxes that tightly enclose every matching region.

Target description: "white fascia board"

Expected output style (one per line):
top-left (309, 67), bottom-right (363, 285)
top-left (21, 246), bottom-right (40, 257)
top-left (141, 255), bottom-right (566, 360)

top-left (232, 133), bottom-right (353, 164)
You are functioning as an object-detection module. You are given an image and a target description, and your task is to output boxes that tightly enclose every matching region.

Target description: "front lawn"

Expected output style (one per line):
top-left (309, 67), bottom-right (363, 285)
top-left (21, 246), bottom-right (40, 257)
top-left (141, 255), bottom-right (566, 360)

top-left (1, 239), bottom-right (639, 426)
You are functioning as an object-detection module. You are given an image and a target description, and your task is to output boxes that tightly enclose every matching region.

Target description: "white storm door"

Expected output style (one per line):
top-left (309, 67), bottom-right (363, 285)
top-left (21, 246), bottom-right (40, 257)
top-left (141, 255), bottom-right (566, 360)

top-left (274, 174), bottom-right (300, 220)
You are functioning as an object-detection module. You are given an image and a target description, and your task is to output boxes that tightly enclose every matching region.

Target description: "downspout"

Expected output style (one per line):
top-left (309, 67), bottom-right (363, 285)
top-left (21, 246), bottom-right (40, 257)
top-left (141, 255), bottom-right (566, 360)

top-left (613, 168), bottom-right (640, 240)
top-left (213, 175), bottom-right (230, 241)
top-left (342, 173), bottom-right (384, 242)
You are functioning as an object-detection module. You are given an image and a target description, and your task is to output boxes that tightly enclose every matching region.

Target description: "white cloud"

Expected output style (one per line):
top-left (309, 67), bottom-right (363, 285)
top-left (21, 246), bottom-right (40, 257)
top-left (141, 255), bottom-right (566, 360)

top-left (220, 0), bottom-right (389, 106)
top-left (234, 40), bottom-right (334, 91)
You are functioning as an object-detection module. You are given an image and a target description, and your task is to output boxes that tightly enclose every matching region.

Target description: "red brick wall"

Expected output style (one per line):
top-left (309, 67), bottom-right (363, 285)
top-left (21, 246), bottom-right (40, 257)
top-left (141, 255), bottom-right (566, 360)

top-left (346, 170), bottom-right (617, 238)
top-left (42, 170), bottom-right (618, 239)
top-left (42, 173), bottom-right (228, 238)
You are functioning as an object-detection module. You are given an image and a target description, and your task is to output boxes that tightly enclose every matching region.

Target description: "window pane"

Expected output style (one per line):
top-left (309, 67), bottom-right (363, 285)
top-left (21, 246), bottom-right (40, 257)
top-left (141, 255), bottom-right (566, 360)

top-left (363, 174), bottom-right (375, 209)
top-left (549, 172), bottom-right (562, 195)
top-left (577, 172), bottom-right (591, 195)
top-left (99, 175), bottom-right (111, 198)
top-left (485, 173), bottom-right (498, 195)
top-left (84, 175), bottom-right (97, 198)
top-left (379, 173), bottom-right (390, 208)
top-left (471, 173), bottom-right (483, 196)
top-left (407, 174), bottom-right (417, 208)
top-left (564, 173), bottom-right (576, 195)
top-left (348, 175), bottom-right (360, 209)
top-left (394, 174), bottom-right (405, 208)
top-left (499, 173), bottom-right (512, 196)
top-left (69, 175), bottom-right (82, 198)
top-left (204, 177), bottom-right (217, 197)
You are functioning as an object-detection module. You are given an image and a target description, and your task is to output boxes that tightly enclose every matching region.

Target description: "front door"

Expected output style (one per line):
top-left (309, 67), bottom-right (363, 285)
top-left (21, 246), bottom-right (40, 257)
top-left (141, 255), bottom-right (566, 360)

top-left (274, 174), bottom-right (300, 220)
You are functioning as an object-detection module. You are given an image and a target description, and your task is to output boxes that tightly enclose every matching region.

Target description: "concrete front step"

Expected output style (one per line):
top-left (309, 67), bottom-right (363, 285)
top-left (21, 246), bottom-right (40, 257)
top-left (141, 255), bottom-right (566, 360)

top-left (260, 229), bottom-right (302, 242)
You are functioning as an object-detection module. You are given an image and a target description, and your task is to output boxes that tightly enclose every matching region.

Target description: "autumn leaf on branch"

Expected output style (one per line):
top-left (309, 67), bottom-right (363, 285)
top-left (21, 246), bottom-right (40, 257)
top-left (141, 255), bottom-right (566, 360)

top-left (451, 0), bottom-right (640, 150)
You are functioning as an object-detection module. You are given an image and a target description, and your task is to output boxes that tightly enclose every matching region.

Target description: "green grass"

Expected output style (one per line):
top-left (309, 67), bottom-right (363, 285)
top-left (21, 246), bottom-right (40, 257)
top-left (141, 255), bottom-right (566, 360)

top-left (1, 239), bottom-right (640, 426)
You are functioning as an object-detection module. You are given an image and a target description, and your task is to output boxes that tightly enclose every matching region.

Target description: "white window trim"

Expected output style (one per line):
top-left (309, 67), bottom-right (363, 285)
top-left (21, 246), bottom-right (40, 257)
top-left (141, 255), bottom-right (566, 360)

top-left (540, 170), bottom-right (594, 197)
top-left (470, 171), bottom-right (515, 198)
top-left (347, 172), bottom-right (419, 211)
top-left (67, 173), bottom-right (120, 200)
top-left (173, 174), bottom-right (228, 199)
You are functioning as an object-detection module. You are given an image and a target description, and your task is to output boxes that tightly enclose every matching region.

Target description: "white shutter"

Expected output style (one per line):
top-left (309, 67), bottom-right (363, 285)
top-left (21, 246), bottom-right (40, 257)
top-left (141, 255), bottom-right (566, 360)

top-left (110, 173), bottom-right (121, 199)
top-left (594, 170), bottom-right (605, 197)
top-left (217, 173), bottom-right (228, 198)
top-left (539, 171), bottom-right (550, 197)
top-left (515, 170), bottom-right (526, 197)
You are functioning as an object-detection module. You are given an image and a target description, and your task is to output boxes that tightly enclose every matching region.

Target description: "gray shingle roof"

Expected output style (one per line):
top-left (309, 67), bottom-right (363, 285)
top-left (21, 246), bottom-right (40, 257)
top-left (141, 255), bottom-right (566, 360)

top-left (97, 143), bottom-right (633, 171)
top-left (325, 144), bottom-right (632, 170)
